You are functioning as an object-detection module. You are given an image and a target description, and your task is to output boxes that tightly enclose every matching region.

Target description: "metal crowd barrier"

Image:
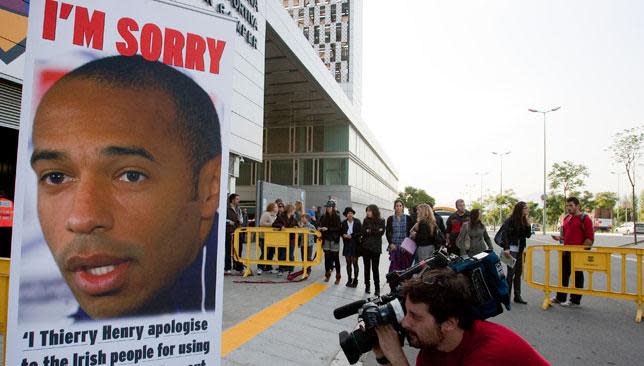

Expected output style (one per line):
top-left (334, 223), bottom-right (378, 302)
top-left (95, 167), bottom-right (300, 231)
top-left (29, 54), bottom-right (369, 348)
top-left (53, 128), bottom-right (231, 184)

top-left (233, 227), bottom-right (322, 278)
top-left (0, 258), bottom-right (9, 362)
top-left (524, 244), bottom-right (643, 323)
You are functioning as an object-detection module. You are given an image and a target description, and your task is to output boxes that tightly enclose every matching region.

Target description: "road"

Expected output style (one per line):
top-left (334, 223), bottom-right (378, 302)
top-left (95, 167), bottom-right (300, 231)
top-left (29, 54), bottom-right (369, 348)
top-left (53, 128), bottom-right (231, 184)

top-left (222, 233), bottom-right (644, 365)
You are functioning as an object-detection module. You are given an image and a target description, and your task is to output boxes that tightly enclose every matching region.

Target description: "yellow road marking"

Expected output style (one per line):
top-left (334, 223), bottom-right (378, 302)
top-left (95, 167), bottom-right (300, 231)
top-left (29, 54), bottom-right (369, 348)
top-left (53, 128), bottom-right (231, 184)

top-left (221, 282), bottom-right (328, 357)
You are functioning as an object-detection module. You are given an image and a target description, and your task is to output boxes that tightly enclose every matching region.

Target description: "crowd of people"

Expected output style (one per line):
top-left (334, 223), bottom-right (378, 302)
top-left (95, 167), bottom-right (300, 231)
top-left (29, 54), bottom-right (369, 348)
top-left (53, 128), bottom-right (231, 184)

top-left (224, 194), bottom-right (594, 307)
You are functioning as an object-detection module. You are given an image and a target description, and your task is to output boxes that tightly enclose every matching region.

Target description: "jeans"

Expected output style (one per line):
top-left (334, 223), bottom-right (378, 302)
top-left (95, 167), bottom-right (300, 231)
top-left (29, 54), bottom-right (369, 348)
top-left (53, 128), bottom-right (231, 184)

top-left (556, 251), bottom-right (584, 304)
top-left (506, 250), bottom-right (523, 299)
top-left (278, 242), bottom-right (295, 272)
top-left (324, 250), bottom-right (341, 274)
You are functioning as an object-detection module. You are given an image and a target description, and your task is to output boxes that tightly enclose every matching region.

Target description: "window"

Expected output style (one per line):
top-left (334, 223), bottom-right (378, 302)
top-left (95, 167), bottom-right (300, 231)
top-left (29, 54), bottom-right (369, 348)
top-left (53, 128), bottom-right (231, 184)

top-left (335, 62), bottom-right (341, 82)
top-left (318, 44), bottom-right (325, 61)
top-left (312, 125), bottom-right (324, 152)
top-left (266, 128), bottom-right (289, 154)
top-left (309, 7), bottom-right (315, 23)
top-left (270, 160), bottom-right (294, 185)
top-left (341, 1), bottom-right (349, 17)
top-left (314, 25), bottom-right (320, 44)
top-left (320, 158), bottom-right (348, 185)
top-left (330, 43), bottom-right (336, 62)
top-left (319, 5), bottom-right (326, 22)
top-left (295, 126), bottom-right (307, 152)
top-left (341, 42), bottom-right (349, 61)
top-left (324, 24), bottom-right (331, 43)
top-left (283, 0), bottom-right (289, 8)
top-left (336, 23), bottom-right (342, 42)
top-left (330, 4), bottom-right (336, 22)
top-left (299, 159), bottom-right (314, 185)
top-left (303, 26), bottom-right (309, 39)
top-left (238, 160), bottom-right (253, 185)
top-left (323, 124), bottom-right (348, 151)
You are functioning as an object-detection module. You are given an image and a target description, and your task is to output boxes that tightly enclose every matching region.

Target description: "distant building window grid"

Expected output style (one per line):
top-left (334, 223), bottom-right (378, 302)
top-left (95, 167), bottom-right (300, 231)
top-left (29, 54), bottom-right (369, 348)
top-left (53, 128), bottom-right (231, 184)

top-left (287, 0), bottom-right (350, 84)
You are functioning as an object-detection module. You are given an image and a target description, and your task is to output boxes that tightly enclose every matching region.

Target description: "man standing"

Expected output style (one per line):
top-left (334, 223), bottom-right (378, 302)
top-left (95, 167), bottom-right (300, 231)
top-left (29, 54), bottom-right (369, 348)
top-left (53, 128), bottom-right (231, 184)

top-left (226, 193), bottom-right (243, 273)
top-left (551, 197), bottom-right (594, 307)
top-left (373, 268), bottom-right (549, 366)
top-left (445, 199), bottom-right (470, 255)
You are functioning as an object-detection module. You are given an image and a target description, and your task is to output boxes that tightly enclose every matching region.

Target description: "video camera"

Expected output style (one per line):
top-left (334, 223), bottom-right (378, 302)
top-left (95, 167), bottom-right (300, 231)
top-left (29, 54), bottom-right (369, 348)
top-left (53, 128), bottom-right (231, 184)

top-left (333, 249), bottom-right (511, 364)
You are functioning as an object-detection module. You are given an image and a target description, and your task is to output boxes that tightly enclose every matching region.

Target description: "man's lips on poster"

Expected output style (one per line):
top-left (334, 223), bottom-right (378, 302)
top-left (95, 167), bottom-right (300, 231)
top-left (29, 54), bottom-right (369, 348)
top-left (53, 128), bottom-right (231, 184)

top-left (65, 254), bottom-right (133, 296)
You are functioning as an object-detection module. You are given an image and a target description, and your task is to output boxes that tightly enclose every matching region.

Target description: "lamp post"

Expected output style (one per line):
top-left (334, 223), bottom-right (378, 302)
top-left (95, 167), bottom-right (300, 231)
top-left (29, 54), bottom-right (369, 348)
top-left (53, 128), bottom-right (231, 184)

top-left (491, 151), bottom-right (511, 226)
top-left (529, 106), bottom-right (561, 234)
top-left (475, 171), bottom-right (489, 207)
top-left (611, 171), bottom-right (622, 224)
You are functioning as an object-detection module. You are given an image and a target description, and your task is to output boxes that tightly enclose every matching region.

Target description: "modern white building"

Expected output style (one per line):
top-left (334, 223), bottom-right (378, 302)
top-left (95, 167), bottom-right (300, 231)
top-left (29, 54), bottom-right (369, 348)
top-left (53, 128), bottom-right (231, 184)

top-left (0, 0), bottom-right (398, 221)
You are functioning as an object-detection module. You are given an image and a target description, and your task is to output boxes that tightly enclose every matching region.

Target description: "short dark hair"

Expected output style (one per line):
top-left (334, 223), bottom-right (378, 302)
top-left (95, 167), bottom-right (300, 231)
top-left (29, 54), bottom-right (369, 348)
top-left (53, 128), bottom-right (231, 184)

top-left (455, 199), bottom-right (465, 207)
top-left (228, 193), bottom-right (239, 203)
top-left (48, 55), bottom-right (221, 183)
top-left (402, 267), bottom-right (474, 329)
top-left (566, 197), bottom-right (580, 206)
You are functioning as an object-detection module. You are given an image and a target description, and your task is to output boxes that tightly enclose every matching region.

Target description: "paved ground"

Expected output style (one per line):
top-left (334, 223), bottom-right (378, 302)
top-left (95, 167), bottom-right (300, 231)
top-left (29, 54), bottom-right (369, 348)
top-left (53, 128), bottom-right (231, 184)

top-left (222, 233), bottom-right (644, 365)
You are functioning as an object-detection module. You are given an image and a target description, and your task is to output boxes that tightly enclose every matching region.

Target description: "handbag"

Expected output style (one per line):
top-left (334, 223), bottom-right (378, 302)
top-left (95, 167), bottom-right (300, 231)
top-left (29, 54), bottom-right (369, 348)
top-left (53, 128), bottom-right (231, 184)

top-left (401, 237), bottom-right (417, 255)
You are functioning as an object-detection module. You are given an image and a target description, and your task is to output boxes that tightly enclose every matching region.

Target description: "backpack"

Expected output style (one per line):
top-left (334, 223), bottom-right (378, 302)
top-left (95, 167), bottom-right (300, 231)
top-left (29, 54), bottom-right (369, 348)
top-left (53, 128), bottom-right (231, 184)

top-left (494, 221), bottom-right (507, 247)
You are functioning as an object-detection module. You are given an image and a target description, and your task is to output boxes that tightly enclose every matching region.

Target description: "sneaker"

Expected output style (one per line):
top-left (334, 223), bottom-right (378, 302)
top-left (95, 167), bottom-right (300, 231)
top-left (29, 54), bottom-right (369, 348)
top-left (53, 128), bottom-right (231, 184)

top-left (560, 301), bottom-right (580, 308)
top-left (270, 269), bottom-right (279, 274)
top-left (256, 268), bottom-right (263, 275)
top-left (550, 296), bottom-right (562, 305)
top-left (277, 271), bottom-right (283, 277)
top-left (224, 270), bottom-right (232, 275)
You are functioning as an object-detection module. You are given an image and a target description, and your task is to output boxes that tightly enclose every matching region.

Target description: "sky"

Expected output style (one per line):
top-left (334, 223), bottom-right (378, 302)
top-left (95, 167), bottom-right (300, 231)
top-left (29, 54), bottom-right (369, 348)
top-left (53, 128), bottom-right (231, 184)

top-left (361, 0), bottom-right (644, 207)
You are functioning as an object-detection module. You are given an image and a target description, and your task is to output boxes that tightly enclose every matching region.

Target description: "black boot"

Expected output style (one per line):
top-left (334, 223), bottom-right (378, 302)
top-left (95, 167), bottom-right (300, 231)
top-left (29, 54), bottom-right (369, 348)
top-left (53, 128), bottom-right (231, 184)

top-left (365, 283), bottom-right (371, 294)
top-left (514, 296), bottom-right (527, 304)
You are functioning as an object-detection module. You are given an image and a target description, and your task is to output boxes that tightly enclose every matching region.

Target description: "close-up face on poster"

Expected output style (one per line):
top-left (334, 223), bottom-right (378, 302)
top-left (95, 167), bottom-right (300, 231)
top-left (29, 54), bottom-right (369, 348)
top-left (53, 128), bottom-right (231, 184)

top-left (6, 1), bottom-right (234, 365)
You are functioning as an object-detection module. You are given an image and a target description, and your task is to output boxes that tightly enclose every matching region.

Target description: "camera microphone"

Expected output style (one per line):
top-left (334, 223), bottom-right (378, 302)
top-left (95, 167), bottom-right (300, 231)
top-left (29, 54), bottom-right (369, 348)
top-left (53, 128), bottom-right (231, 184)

top-left (333, 299), bottom-right (368, 319)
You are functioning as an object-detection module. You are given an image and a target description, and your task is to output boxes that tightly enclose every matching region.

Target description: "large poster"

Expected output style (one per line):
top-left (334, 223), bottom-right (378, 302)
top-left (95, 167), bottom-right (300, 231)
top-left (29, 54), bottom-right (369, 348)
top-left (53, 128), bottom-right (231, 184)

top-left (6, 1), bottom-right (235, 365)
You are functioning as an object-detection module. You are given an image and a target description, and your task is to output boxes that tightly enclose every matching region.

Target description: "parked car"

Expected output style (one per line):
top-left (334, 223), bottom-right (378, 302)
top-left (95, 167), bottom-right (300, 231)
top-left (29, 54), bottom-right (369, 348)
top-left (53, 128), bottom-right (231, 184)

top-left (615, 222), bottom-right (644, 235)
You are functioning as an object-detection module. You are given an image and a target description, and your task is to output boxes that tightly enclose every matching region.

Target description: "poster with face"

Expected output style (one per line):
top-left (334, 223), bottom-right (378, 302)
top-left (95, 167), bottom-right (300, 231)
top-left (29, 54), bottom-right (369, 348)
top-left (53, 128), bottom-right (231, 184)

top-left (6, 1), bottom-right (234, 365)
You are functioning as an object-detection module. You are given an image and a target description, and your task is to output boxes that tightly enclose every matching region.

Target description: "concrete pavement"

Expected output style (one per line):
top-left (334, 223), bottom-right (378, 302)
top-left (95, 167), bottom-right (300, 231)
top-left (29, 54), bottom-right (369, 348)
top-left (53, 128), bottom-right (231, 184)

top-left (221, 234), bottom-right (643, 365)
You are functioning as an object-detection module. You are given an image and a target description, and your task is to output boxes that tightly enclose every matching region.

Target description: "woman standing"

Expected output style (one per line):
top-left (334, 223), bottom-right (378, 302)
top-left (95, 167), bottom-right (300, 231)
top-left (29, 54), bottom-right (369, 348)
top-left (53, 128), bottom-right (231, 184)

top-left (319, 201), bottom-right (343, 284)
top-left (294, 200), bottom-right (306, 222)
top-left (341, 207), bottom-right (362, 288)
top-left (501, 201), bottom-right (532, 304)
top-left (456, 209), bottom-right (493, 257)
top-left (386, 199), bottom-right (414, 272)
top-left (410, 204), bottom-right (444, 262)
top-left (360, 204), bottom-right (386, 296)
top-left (272, 204), bottom-right (299, 276)
top-left (257, 202), bottom-right (278, 274)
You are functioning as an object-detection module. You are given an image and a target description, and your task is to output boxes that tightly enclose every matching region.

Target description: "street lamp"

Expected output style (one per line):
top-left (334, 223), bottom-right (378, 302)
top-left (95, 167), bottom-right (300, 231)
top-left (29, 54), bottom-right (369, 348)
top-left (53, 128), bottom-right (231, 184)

top-left (491, 151), bottom-right (511, 226)
top-left (475, 171), bottom-right (489, 207)
top-left (529, 106), bottom-right (561, 235)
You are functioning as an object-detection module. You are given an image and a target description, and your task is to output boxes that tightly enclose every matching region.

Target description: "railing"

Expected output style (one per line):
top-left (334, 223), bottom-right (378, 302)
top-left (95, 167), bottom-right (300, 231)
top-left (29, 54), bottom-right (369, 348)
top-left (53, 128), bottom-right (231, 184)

top-left (232, 227), bottom-right (322, 278)
top-left (524, 245), bottom-right (643, 323)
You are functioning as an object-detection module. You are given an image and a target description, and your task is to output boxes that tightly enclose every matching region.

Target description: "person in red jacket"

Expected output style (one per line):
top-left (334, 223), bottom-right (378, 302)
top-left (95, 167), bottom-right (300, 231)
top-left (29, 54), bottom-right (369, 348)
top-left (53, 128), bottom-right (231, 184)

top-left (373, 268), bottom-right (550, 366)
top-left (551, 196), bottom-right (594, 307)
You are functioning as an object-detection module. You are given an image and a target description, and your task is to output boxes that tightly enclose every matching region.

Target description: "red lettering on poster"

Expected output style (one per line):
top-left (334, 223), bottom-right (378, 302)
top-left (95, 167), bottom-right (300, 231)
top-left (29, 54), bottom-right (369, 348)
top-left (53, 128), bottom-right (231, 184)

top-left (72, 6), bottom-right (105, 50)
top-left (116, 17), bottom-right (139, 56)
top-left (185, 33), bottom-right (206, 72)
top-left (163, 28), bottom-right (185, 67)
top-left (42, 0), bottom-right (59, 40)
top-left (207, 38), bottom-right (226, 75)
top-left (140, 23), bottom-right (163, 62)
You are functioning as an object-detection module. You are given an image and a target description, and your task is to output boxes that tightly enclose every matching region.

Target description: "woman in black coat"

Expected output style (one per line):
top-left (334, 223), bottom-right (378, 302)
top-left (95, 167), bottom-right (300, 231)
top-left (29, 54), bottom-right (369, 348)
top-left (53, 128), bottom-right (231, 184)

top-left (360, 204), bottom-right (386, 296)
top-left (319, 201), bottom-right (343, 284)
top-left (500, 201), bottom-right (532, 304)
top-left (341, 207), bottom-right (362, 288)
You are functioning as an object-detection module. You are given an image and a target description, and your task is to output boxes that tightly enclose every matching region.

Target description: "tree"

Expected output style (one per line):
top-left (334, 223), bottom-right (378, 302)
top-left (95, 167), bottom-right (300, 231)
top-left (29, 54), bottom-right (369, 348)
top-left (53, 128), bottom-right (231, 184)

top-left (398, 186), bottom-right (435, 209)
top-left (548, 161), bottom-right (590, 200)
top-left (545, 191), bottom-right (565, 227)
top-left (595, 192), bottom-right (618, 209)
top-left (607, 126), bottom-right (644, 242)
top-left (570, 190), bottom-right (595, 213)
top-left (527, 201), bottom-right (542, 225)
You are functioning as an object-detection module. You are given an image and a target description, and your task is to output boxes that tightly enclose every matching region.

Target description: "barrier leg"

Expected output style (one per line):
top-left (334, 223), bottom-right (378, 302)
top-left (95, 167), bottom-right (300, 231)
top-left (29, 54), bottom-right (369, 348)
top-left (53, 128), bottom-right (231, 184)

top-left (542, 249), bottom-right (552, 310)
top-left (636, 301), bottom-right (642, 323)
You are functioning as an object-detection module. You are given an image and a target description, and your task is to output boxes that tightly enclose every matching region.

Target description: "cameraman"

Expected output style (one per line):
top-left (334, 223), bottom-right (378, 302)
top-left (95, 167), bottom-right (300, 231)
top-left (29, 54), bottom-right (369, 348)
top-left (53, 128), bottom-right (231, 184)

top-left (373, 268), bottom-right (549, 365)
